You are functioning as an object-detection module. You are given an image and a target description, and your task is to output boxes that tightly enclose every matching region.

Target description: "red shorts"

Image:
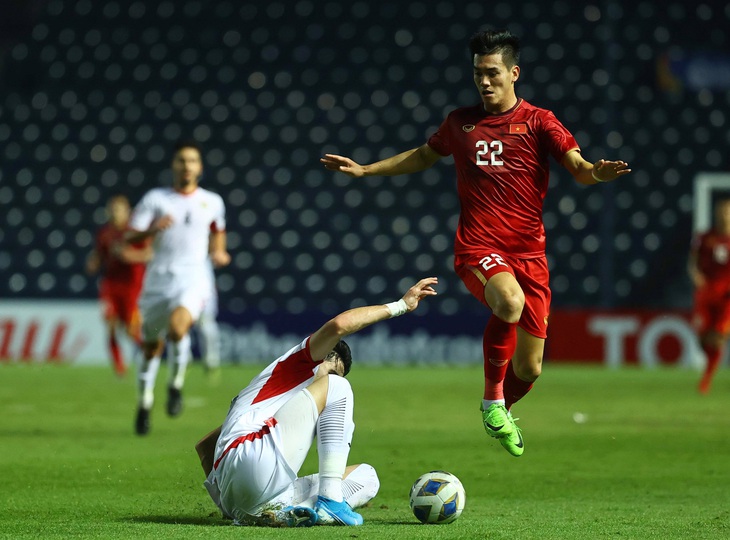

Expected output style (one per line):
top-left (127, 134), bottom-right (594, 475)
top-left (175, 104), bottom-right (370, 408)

top-left (100, 280), bottom-right (142, 329)
top-left (693, 288), bottom-right (730, 335)
top-left (454, 251), bottom-right (551, 339)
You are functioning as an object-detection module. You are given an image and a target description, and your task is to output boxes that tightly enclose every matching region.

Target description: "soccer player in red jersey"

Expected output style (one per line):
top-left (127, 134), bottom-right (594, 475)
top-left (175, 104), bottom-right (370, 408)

top-left (322, 30), bottom-right (630, 456)
top-left (688, 198), bottom-right (730, 394)
top-left (86, 195), bottom-right (152, 376)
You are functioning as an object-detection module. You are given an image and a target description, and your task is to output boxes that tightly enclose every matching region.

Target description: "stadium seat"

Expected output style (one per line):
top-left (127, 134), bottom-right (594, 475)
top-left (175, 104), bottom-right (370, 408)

top-left (0, 0), bottom-right (726, 313)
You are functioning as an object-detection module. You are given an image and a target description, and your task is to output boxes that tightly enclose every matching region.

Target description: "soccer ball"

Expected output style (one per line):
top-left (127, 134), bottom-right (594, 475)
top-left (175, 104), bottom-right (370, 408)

top-left (409, 470), bottom-right (466, 524)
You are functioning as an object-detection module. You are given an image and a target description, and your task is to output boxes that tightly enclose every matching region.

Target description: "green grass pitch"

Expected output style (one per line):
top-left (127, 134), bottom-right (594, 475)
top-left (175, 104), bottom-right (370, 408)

top-left (1, 362), bottom-right (729, 539)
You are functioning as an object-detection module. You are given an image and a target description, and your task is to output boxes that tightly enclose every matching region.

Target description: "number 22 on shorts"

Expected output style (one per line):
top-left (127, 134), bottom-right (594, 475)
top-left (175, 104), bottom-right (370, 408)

top-left (479, 254), bottom-right (508, 272)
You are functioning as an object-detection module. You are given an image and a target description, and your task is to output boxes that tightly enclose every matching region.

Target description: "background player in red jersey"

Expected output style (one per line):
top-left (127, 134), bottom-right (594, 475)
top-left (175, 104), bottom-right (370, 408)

top-left (688, 198), bottom-right (730, 394)
top-left (322, 29), bottom-right (630, 456)
top-left (86, 195), bottom-right (152, 376)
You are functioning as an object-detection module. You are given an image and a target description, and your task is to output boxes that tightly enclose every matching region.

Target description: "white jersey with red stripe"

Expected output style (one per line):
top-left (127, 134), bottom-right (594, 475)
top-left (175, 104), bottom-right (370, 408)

top-left (215, 337), bottom-right (323, 457)
top-left (205, 337), bottom-right (324, 518)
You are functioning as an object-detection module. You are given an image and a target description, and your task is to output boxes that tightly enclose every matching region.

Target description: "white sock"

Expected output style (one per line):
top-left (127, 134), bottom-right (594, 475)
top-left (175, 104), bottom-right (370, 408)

top-left (316, 375), bottom-right (355, 503)
top-left (198, 315), bottom-right (221, 369)
top-left (482, 398), bottom-right (506, 410)
top-left (168, 334), bottom-right (191, 390)
top-left (138, 357), bottom-right (161, 409)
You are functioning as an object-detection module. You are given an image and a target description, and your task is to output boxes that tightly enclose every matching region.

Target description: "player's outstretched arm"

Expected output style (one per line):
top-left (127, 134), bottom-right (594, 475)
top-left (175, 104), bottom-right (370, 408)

top-left (309, 277), bottom-right (438, 361)
top-left (321, 144), bottom-right (441, 179)
top-left (562, 149), bottom-right (631, 185)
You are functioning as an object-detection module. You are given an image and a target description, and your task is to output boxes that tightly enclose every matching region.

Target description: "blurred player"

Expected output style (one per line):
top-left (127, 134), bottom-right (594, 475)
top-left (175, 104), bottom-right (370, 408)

top-left (127, 139), bottom-right (230, 435)
top-left (195, 258), bottom-right (222, 375)
top-left (195, 278), bottom-right (438, 527)
top-left (322, 30), bottom-right (630, 456)
top-left (85, 195), bottom-right (152, 376)
top-left (688, 198), bottom-right (730, 394)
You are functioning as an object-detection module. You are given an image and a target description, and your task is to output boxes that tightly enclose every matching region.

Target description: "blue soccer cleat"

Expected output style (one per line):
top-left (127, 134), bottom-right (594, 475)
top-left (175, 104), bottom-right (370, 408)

top-left (314, 496), bottom-right (363, 526)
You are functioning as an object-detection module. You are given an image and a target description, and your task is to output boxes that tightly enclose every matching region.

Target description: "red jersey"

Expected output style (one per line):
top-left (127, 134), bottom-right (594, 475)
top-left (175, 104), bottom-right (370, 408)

top-left (693, 230), bottom-right (730, 295)
top-left (95, 224), bottom-right (146, 288)
top-left (427, 99), bottom-right (579, 258)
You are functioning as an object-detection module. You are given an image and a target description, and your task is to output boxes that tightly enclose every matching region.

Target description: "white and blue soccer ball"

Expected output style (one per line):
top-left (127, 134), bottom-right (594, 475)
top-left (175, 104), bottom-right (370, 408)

top-left (409, 470), bottom-right (466, 524)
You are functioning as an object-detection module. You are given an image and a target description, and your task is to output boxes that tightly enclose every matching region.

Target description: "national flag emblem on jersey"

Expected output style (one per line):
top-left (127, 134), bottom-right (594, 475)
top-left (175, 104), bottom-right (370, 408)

top-left (509, 123), bottom-right (528, 134)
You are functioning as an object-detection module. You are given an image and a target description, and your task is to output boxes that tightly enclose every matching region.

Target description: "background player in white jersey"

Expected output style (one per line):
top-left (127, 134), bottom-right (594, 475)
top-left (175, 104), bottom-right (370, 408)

top-left (127, 139), bottom-right (231, 435)
top-left (195, 277), bottom-right (439, 527)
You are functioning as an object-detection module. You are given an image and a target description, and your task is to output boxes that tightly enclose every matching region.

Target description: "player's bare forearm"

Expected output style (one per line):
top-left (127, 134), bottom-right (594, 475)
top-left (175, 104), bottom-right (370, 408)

top-left (364, 145), bottom-right (440, 176)
top-left (321, 144), bottom-right (441, 178)
top-left (309, 277), bottom-right (438, 360)
top-left (85, 251), bottom-right (100, 275)
top-left (125, 229), bottom-right (155, 244)
top-left (126, 216), bottom-right (173, 244)
top-left (209, 231), bottom-right (230, 267)
top-left (562, 150), bottom-right (631, 185)
top-left (195, 426), bottom-right (222, 477)
top-left (687, 254), bottom-right (705, 288)
top-left (118, 245), bottom-right (153, 264)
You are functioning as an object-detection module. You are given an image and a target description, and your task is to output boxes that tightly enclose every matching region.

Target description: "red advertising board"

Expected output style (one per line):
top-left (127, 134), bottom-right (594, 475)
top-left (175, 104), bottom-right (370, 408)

top-left (0, 301), bottom-right (705, 367)
top-left (547, 309), bottom-right (701, 367)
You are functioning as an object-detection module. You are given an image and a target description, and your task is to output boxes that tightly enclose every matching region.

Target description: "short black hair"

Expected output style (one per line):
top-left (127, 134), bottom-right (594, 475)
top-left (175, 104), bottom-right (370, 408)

top-left (173, 138), bottom-right (203, 156)
top-left (468, 30), bottom-right (520, 67)
top-left (333, 340), bottom-right (352, 376)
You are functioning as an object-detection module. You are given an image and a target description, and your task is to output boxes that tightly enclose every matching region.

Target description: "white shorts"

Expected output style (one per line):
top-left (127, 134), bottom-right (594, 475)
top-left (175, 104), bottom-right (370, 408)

top-left (139, 286), bottom-right (211, 342)
top-left (209, 391), bottom-right (320, 520)
top-left (213, 419), bottom-right (298, 521)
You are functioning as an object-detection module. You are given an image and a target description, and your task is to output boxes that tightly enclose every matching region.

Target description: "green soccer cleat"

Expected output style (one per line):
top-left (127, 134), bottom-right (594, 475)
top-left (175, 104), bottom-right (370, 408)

top-left (481, 403), bottom-right (524, 457)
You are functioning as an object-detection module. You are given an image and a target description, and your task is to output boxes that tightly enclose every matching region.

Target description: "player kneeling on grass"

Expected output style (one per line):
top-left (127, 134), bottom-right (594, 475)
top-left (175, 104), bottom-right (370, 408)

top-left (195, 277), bottom-right (438, 527)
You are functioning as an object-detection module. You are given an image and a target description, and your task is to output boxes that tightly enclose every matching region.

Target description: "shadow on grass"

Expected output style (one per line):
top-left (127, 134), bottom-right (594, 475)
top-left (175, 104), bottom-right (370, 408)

top-left (122, 515), bottom-right (230, 527)
top-left (124, 515), bottom-right (427, 528)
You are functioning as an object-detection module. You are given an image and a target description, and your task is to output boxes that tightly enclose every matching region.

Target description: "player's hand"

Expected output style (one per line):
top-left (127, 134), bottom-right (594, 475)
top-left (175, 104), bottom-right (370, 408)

top-left (151, 215), bottom-right (174, 233)
top-left (321, 154), bottom-right (366, 178)
top-left (211, 250), bottom-right (231, 268)
top-left (592, 159), bottom-right (631, 183)
top-left (402, 277), bottom-right (439, 312)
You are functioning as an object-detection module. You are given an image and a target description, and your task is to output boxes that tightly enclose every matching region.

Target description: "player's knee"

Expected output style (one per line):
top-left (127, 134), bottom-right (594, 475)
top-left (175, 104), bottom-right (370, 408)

top-left (168, 328), bottom-right (185, 342)
top-left (491, 292), bottom-right (524, 323)
top-left (515, 357), bottom-right (542, 381)
top-left (142, 340), bottom-right (161, 358)
top-left (345, 463), bottom-right (380, 504)
top-left (169, 308), bottom-right (193, 338)
top-left (357, 463), bottom-right (380, 501)
top-left (326, 373), bottom-right (353, 403)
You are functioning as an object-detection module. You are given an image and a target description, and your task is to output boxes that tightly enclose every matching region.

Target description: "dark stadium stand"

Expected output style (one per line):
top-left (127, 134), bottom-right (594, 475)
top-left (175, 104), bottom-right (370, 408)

top-left (1, 0), bottom-right (728, 316)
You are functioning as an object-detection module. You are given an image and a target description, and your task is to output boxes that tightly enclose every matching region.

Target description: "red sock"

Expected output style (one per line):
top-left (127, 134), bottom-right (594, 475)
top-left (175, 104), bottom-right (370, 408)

top-left (699, 344), bottom-right (723, 393)
top-left (504, 362), bottom-right (534, 410)
top-left (483, 316), bottom-right (517, 400)
top-left (109, 336), bottom-right (126, 375)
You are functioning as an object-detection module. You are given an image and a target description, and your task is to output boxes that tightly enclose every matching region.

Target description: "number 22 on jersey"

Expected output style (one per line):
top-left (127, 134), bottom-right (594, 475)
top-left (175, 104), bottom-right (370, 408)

top-left (476, 140), bottom-right (504, 166)
top-left (480, 253), bottom-right (508, 272)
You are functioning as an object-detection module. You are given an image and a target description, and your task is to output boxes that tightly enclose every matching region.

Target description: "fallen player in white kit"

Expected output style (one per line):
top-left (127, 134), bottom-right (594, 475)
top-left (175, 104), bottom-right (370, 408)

top-left (195, 277), bottom-right (438, 527)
